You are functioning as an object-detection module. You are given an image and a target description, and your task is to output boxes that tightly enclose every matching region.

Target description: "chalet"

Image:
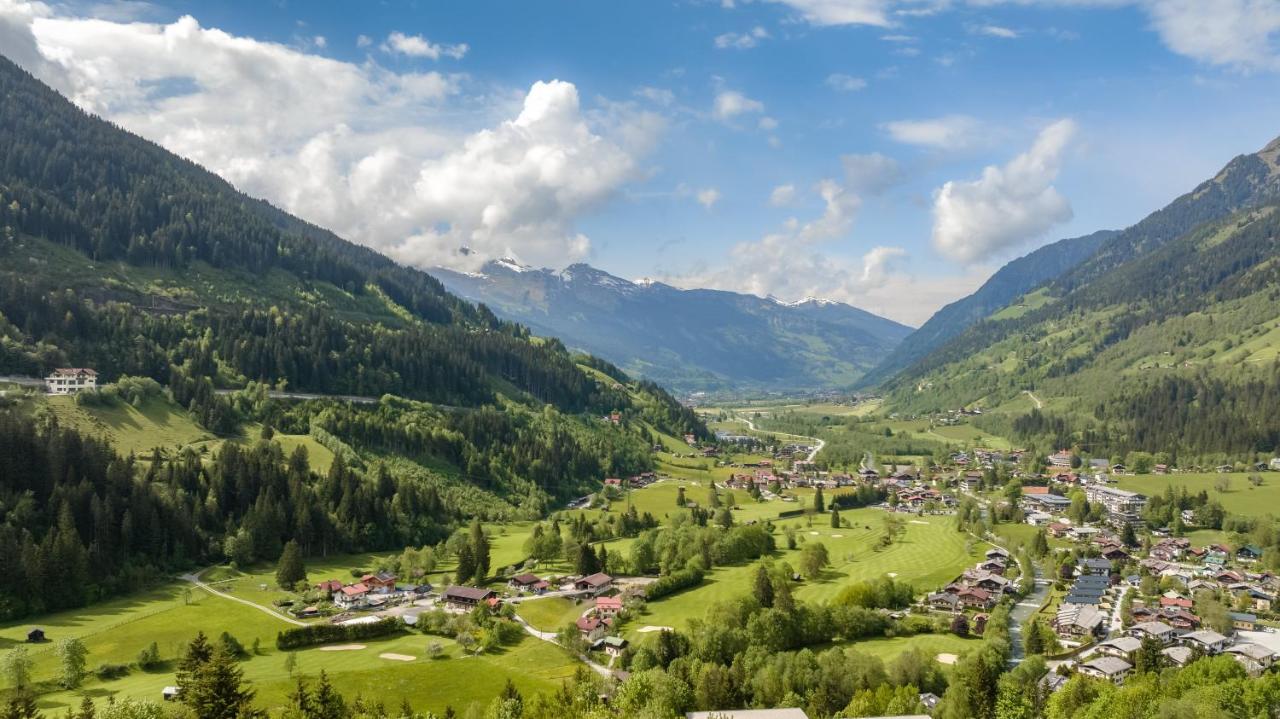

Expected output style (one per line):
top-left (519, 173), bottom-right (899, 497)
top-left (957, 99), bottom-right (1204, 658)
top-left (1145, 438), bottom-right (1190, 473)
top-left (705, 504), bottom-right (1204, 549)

top-left (603, 478), bottom-right (624, 488)
top-left (1231, 612), bottom-right (1260, 632)
top-left (1048, 450), bottom-right (1074, 468)
top-left (361, 572), bottom-right (397, 593)
top-left (595, 596), bottom-right (624, 617)
top-left (1215, 464), bottom-right (1234, 473)
top-left (1153, 464), bottom-right (1170, 474)
top-left (1160, 608), bottom-right (1200, 631)
top-left (443, 586), bottom-right (496, 610)
top-left (1159, 594), bottom-right (1192, 610)
top-left (576, 615), bottom-right (611, 635)
top-left (1237, 544), bottom-right (1264, 562)
top-left (1047, 522), bottom-right (1070, 538)
top-left (1095, 636), bottom-right (1142, 660)
top-left (1081, 558), bottom-right (1112, 576)
top-left (1128, 621), bottom-right (1176, 645)
top-left (26, 628), bottom-right (44, 643)
top-left (1078, 656), bottom-right (1132, 684)
top-left (956, 587), bottom-right (994, 610)
top-left (1271, 457), bottom-right (1280, 471)
top-left (509, 573), bottom-right (544, 592)
top-left (1226, 643), bottom-right (1276, 676)
top-left (336, 583), bottom-right (369, 607)
top-left (574, 572), bottom-right (614, 595)
top-left (961, 472), bottom-right (982, 491)
top-left (45, 368), bottom-right (98, 395)
top-left (1162, 645), bottom-right (1193, 667)
top-left (592, 635), bottom-right (629, 658)
top-left (1180, 630), bottom-right (1230, 655)
top-left (926, 592), bottom-right (961, 611)
top-left (315, 579), bottom-right (344, 594)
top-left (162, 687), bottom-right (180, 701)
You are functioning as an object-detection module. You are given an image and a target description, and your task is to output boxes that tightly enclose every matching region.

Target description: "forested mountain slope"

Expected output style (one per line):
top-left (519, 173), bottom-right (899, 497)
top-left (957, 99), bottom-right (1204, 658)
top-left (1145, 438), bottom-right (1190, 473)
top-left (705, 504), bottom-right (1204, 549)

top-left (436, 260), bottom-right (912, 392)
top-left (858, 229), bottom-right (1114, 387)
top-left (883, 137), bottom-right (1280, 462)
top-left (0, 53), bottom-right (705, 617)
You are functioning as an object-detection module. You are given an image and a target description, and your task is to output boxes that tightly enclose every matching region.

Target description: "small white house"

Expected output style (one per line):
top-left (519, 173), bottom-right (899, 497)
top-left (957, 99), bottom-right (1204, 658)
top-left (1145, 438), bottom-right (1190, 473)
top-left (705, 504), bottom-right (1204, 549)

top-left (45, 368), bottom-right (98, 395)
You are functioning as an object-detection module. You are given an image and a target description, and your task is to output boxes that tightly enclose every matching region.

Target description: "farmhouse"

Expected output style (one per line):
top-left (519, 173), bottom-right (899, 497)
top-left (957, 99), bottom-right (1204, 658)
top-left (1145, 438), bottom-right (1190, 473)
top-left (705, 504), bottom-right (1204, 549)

top-left (335, 583), bottom-right (369, 607)
top-left (574, 572), bottom-right (614, 595)
top-left (361, 572), bottom-right (397, 593)
top-left (595, 596), bottom-right (624, 617)
top-left (45, 368), bottom-right (98, 395)
top-left (509, 573), bottom-right (544, 592)
top-left (443, 585), bottom-right (497, 609)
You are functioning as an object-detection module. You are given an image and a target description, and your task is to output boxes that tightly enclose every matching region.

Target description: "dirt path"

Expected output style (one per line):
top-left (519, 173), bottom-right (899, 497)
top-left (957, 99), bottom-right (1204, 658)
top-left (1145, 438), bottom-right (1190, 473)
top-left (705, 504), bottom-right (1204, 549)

top-left (1023, 390), bottom-right (1043, 409)
top-left (735, 413), bottom-right (825, 462)
top-left (511, 610), bottom-right (612, 678)
top-left (179, 570), bottom-right (309, 627)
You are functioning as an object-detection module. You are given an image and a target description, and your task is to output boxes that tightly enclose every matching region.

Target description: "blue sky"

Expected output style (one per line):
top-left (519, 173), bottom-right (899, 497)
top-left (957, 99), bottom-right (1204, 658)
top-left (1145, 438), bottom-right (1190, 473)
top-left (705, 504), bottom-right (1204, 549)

top-left (6, 0), bottom-right (1280, 323)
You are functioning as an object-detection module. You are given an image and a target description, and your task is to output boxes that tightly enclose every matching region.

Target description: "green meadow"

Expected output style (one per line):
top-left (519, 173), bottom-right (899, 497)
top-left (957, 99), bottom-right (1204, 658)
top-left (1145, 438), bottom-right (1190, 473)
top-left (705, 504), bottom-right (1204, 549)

top-left (1115, 472), bottom-right (1280, 518)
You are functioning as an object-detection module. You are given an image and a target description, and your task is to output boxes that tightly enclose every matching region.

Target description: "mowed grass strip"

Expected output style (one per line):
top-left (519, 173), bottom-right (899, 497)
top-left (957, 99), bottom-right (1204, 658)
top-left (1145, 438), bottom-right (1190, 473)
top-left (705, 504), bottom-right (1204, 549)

top-left (517, 597), bottom-right (587, 632)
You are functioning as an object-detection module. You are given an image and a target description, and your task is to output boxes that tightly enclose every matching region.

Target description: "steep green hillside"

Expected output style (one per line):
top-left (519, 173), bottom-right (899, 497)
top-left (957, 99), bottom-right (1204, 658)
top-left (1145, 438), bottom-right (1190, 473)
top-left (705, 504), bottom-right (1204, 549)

top-left (888, 199), bottom-right (1280, 463)
top-left (859, 229), bottom-right (1114, 387)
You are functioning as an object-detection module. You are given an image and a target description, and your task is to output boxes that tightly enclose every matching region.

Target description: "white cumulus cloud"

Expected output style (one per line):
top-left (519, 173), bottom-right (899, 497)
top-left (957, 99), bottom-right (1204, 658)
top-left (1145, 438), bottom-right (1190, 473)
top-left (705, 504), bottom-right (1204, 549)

top-left (713, 89), bottom-right (765, 120)
top-left (932, 118), bottom-right (1076, 263)
top-left (697, 187), bottom-right (722, 208)
top-left (769, 184), bottom-right (797, 206)
top-left (381, 31), bottom-right (468, 60)
top-left (714, 25), bottom-right (769, 49)
top-left (882, 115), bottom-right (983, 149)
top-left (0, 4), bottom-right (660, 272)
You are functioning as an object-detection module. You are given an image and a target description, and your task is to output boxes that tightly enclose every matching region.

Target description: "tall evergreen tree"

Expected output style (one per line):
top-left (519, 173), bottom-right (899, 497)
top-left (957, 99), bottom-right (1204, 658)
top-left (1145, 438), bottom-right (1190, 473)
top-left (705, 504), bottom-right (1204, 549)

top-left (752, 564), bottom-right (774, 608)
top-left (470, 520), bottom-right (491, 584)
top-left (275, 540), bottom-right (306, 589)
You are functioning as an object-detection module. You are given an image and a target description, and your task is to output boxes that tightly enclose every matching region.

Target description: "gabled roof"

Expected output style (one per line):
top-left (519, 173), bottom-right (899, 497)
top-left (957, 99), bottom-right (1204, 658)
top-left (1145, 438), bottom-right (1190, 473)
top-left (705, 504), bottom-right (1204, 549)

top-left (1081, 656), bottom-right (1132, 676)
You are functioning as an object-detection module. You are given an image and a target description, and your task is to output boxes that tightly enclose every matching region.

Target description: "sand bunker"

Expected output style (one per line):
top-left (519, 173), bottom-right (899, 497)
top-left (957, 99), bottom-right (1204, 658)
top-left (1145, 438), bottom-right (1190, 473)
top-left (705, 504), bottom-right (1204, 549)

top-left (809, 531), bottom-right (820, 535)
top-left (936, 653), bottom-right (958, 665)
top-left (319, 644), bottom-right (365, 652)
top-left (637, 625), bottom-right (674, 633)
top-left (379, 653), bottom-right (415, 662)
top-left (910, 520), bottom-right (929, 525)
top-left (887, 572), bottom-right (898, 578)
top-left (831, 534), bottom-right (844, 538)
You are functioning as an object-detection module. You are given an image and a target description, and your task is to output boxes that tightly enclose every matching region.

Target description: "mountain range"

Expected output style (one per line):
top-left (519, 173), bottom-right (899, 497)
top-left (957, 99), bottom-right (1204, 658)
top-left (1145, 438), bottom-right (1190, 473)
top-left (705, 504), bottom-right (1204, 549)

top-left (434, 260), bottom-right (913, 393)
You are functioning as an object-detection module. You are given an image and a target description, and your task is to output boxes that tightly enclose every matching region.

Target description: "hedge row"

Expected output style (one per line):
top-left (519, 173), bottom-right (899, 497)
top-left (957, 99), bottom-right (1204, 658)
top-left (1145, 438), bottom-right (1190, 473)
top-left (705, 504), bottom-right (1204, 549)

top-left (276, 617), bottom-right (403, 650)
top-left (645, 566), bottom-right (704, 600)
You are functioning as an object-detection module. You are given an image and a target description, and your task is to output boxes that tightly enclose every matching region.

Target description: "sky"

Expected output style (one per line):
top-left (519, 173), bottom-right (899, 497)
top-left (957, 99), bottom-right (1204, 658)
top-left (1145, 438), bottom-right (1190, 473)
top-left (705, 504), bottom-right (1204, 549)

top-left (4, 1), bottom-right (1280, 325)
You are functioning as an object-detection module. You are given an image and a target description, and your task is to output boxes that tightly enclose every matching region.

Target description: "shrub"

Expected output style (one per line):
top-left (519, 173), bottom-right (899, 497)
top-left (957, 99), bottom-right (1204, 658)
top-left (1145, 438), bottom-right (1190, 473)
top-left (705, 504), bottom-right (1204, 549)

top-left (276, 617), bottom-right (403, 650)
top-left (95, 663), bottom-right (130, 680)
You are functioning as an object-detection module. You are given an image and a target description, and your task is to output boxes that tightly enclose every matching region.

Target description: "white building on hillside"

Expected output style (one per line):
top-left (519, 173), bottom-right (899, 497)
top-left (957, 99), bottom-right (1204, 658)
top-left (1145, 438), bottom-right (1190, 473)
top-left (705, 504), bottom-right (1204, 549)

top-left (45, 368), bottom-right (98, 395)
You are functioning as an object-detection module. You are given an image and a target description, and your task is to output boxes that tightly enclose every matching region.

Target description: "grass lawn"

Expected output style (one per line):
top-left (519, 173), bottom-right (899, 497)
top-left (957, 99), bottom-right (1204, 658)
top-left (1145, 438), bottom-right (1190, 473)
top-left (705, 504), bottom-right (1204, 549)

top-left (844, 633), bottom-right (982, 664)
top-left (1115, 473), bottom-right (1280, 518)
top-left (630, 509), bottom-right (985, 636)
top-left (516, 597), bottom-right (587, 633)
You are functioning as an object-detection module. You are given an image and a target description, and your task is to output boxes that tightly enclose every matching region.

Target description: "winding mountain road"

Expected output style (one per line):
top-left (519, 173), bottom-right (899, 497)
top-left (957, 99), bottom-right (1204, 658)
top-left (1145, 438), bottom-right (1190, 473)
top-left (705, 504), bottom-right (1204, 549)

top-left (734, 412), bottom-right (826, 462)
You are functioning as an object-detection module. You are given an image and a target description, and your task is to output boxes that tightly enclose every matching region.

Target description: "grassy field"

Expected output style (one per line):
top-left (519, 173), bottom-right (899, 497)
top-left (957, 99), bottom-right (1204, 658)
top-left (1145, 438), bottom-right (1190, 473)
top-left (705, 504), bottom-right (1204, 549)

top-left (516, 597), bottom-right (587, 633)
top-left (1115, 472), bottom-right (1280, 518)
top-left (3, 572), bottom-right (579, 715)
top-left (845, 633), bottom-right (982, 663)
top-left (40, 395), bottom-right (337, 475)
top-left (628, 509), bottom-right (985, 636)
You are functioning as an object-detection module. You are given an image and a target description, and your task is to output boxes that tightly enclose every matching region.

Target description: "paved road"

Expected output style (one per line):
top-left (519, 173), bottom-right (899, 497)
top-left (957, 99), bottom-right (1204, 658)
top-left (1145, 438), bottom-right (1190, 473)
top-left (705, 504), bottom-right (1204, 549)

top-left (180, 570), bottom-right (308, 627)
top-left (213, 389), bottom-right (382, 404)
top-left (735, 413), bottom-right (826, 462)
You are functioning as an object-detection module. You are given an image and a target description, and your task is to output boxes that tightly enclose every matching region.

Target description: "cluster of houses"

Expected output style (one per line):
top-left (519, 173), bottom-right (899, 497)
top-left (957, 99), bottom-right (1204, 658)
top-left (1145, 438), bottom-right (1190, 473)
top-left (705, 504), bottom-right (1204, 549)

top-left (1077, 616), bottom-right (1277, 682)
top-left (925, 548), bottom-right (1014, 614)
top-left (314, 572), bottom-right (430, 610)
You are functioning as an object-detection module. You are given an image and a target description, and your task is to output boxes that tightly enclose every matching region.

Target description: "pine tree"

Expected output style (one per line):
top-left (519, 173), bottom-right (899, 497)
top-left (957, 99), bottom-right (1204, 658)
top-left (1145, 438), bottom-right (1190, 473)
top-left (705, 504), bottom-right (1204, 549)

top-left (175, 632), bottom-right (214, 697)
top-left (470, 520), bottom-right (491, 584)
top-left (576, 544), bottom-right (600, 576)
top-left (275, 540), bottom-right (306, 589)
top-left (831, 507), bottom-right (841, 528)
top-left (814, 487), bottom-right (825, 514)
top-left (455, 542), bottom-right (475, 585)
top-left (753, 564), bottom-right (774, 608)
top-left (182, 644), bottom-right (256, 719)
top-left (676, 487), bottom-right (687, 507)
